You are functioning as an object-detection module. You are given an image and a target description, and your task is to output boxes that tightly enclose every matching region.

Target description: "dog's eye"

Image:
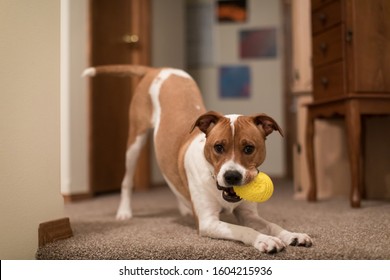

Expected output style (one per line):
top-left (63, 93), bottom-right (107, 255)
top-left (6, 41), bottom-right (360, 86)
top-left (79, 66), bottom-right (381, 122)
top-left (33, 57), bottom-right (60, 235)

top-left (214, 144), bottom-right (224, 154)
top-left (243, 145), bottom-right (255, 155)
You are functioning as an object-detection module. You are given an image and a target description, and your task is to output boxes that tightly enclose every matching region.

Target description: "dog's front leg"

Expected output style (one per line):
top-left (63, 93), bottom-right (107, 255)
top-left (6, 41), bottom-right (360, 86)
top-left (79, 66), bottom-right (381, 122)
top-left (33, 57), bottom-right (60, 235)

top-left (196, 205), bottom-right (285, 254)
top-left (234, 203), bottom-right (313, 247)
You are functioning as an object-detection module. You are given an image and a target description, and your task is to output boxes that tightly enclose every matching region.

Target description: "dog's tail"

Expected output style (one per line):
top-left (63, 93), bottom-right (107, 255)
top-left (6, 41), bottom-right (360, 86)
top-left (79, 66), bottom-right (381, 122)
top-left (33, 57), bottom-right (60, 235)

top-left (82, 65), bottom-right (151, 78)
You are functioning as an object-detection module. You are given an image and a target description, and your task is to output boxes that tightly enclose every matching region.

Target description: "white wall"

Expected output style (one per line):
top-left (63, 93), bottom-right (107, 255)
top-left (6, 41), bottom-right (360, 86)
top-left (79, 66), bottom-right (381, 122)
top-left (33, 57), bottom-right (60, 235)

top-left (0, 0), bottom-right (64, 259)
top-left (152, 0), bottom-right (186, 68)
top-left (190, 0), bottom-right (285, 176)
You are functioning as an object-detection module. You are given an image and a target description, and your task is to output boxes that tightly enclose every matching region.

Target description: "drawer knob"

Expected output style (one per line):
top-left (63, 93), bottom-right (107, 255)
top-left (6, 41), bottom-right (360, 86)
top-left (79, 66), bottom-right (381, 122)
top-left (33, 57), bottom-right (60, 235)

top-left (321, 77), bottom-right (329, 88)
top-left (319, 13), bottom-right (327, 24)
top-left (346, 30), bottom-right (353, 42)
top-left (320, 43), bottom-right (328, 53)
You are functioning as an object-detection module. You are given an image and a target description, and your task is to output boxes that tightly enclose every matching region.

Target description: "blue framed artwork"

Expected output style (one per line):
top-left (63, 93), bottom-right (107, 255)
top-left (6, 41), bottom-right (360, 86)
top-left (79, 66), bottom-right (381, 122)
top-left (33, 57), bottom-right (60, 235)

top-left (219, 66), bottom-right (250, 99)
top-left (240, 28), bottom-right (277, 59)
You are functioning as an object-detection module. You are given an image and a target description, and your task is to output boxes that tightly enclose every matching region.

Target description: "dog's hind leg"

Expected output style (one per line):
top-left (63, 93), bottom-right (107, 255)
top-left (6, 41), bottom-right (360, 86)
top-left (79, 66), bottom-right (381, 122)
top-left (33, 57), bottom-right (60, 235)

top-left (82, 64), bottom-right (155, 220)
top-left (116, 86), bottom-right (153, 220)
top-left (116, 131), bottom-right (149, 220)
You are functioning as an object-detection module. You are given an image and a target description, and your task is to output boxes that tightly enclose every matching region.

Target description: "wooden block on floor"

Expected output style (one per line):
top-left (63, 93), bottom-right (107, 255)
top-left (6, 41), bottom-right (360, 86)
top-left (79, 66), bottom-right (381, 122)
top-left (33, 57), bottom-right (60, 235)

top-left (38, 217), bottom-right (73, 247)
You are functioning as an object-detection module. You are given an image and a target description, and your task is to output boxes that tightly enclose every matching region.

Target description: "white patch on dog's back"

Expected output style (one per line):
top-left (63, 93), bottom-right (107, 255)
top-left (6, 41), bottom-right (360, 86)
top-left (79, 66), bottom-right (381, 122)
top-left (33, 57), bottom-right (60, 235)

top-left (149, 69), bottom-right (191, 137)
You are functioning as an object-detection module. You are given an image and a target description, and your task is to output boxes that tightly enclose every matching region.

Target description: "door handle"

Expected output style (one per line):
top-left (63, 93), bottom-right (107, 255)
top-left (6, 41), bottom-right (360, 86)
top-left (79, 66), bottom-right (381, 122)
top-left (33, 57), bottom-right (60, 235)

top-left (122, 34), bottom-right (139, 45)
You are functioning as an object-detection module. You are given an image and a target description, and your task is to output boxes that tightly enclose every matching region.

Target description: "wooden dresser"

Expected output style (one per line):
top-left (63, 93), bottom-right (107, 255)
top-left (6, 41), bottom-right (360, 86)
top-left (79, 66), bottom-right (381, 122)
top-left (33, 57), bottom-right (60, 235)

top-left (306, 0), bottom-right (390, 207)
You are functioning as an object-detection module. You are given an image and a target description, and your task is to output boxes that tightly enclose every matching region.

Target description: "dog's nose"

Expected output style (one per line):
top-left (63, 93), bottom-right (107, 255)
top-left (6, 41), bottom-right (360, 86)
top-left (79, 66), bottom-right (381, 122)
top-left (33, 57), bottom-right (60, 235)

top-left (224, 170), bottom-right (243, 186)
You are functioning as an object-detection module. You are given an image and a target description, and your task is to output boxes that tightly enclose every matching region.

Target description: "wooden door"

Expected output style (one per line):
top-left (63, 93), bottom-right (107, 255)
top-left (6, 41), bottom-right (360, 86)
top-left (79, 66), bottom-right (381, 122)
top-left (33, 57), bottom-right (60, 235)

top-left (88, 0), bottom-right (151, 194)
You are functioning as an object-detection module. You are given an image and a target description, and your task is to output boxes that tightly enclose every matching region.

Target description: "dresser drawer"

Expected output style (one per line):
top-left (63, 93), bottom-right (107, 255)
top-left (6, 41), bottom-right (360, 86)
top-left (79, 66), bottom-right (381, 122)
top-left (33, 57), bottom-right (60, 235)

top-left (313, 26), bottom-right (343, 67)
top-left (312, 0), bottom-right (341, 34)
top-left (313, 61), bottom-right (345, 100)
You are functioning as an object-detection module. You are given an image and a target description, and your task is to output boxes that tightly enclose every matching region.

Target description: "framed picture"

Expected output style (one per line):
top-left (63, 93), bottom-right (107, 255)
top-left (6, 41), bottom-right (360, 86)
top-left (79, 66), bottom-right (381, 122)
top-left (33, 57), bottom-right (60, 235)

top-left (240, 28), bottom-right (277, 59)
top-left (219, 65), bottom-right (250, 99)
top-left (217, 0), bottom-right (247, 23)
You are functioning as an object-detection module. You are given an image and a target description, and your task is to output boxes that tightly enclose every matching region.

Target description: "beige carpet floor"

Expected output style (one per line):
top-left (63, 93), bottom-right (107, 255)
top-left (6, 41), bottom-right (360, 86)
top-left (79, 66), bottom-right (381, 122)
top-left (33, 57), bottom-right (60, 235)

top-left (36, 180), bottom-right (390, 259)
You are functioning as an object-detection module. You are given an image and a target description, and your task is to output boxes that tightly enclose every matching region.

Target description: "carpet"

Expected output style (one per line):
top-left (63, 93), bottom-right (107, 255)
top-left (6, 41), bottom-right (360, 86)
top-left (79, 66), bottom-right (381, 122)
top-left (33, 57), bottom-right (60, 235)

top-left (36, 180), bottom-right (390, 260)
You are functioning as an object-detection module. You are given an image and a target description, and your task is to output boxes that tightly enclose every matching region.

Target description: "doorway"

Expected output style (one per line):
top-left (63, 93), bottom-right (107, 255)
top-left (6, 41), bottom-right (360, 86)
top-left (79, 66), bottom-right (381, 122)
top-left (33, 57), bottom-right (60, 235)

top-left (88, 0), bottom-right (151, 194)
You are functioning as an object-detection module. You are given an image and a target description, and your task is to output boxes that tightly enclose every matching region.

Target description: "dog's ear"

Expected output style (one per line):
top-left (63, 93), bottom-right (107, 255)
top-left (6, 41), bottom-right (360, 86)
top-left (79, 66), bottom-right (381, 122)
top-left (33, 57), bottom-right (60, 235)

top-left (190, 111), bottom-right (223, 135)
top-left (252, 114), bottom-right (284, 137)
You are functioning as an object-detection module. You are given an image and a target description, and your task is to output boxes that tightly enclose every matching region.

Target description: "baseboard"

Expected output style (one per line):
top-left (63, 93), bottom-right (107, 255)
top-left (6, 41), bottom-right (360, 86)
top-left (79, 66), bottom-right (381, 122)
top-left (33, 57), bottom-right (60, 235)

top-left (63, 192), bottom-right (93, 203)
top-left (38, 217), bottom-right (73, 247)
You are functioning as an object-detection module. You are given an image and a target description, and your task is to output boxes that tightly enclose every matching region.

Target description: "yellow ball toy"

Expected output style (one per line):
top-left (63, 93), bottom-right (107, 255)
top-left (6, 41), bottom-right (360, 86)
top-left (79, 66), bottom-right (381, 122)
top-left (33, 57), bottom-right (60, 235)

top-left (233, 172), bottom-right (274, 203)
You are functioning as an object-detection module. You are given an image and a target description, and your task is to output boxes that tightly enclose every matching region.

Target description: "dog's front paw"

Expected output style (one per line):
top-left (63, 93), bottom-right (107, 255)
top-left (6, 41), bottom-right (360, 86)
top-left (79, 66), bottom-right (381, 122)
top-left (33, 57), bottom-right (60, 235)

top-left (253, 234), bottom-right (286, 254)
top-left (116, 197), bottom-right (133, 220)
top-left (116, 211), bottom-right (132, 220)
top-left (116, 207), bottom-right (132, 220)
top-left (278, 231), bottom-right (313, 247)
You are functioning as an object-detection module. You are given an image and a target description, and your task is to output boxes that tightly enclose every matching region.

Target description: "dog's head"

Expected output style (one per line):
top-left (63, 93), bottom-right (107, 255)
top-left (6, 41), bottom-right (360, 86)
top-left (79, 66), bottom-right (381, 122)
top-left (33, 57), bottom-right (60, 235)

top-left (191, 111), bottom-right (283, 203)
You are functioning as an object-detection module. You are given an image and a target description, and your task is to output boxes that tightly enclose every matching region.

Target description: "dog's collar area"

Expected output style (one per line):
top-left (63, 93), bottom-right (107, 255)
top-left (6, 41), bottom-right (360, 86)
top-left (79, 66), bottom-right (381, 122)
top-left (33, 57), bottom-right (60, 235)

top-left (217, 183), bottom-right (242, 203)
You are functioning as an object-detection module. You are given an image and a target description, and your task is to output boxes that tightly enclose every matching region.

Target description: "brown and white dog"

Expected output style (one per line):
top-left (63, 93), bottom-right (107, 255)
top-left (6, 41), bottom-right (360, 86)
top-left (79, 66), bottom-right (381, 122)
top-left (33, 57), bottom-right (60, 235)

top-left (83, 65), bottom-right (312, 253)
